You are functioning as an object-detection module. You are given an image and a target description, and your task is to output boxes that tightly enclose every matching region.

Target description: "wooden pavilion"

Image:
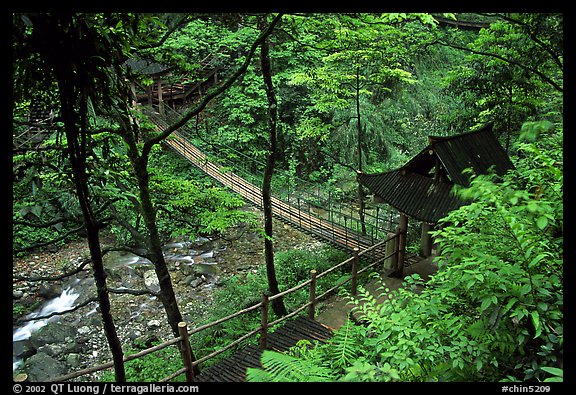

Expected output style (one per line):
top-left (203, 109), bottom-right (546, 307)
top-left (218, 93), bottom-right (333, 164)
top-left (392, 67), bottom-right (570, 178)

top-left (358, 123), bottom-right (514, 276)
top-left (125, 54), bottom-right (221, 115)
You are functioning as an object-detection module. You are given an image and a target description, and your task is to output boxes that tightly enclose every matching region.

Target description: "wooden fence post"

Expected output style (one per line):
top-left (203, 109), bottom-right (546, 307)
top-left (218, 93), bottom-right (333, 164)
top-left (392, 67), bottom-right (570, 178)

top-left (351, 248), bottom-right (359, 296)
top-left (178, 322), bottom-right (195, 382)
top-left (308, 270), bottom-right (317, 319)
top-left (259, 292), bottom-right (269, 349)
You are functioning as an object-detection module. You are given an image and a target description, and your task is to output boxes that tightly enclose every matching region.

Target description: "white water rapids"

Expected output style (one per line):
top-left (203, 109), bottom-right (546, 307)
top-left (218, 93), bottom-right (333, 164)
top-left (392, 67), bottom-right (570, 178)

top-left (13, 284), bottom-right (81, 371)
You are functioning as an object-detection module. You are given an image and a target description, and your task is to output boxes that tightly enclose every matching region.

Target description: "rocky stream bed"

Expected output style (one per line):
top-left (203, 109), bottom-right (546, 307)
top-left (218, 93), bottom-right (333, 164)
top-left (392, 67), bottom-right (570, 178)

top-left (12, 208), bottom-right (320, 382)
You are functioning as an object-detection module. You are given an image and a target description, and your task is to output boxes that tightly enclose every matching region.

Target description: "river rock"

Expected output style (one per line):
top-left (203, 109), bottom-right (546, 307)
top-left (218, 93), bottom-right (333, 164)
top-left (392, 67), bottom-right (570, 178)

top-left (24, 352), bottom-right (67, 382)
top-left (37, 283), bottom-right (62, 299)
top-left (13, 339), bottom-right (36, 360)
top-left (37, 341), bottom-right (80, 358)
top-left (143, 270), bottom-right (160, 294)
top-left (30, 321), bottom-right (76, 349)
top-left (66, 353), bottom-right (82, 367)
top-left (191, 237), bottom-right (212, 252)
top-left (78, 326), bottom-right (91, 336)
top-left (191, 277), bottom-right (204, 287)
top-left (147, 319), bottom-right (161, 328)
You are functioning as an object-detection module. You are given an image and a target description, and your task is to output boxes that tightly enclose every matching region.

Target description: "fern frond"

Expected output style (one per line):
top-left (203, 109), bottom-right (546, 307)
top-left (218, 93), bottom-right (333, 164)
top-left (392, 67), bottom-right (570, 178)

top-left (327, 319), bottom-right (361, 371)
top-left (246, 350), bottom-right (334, 382)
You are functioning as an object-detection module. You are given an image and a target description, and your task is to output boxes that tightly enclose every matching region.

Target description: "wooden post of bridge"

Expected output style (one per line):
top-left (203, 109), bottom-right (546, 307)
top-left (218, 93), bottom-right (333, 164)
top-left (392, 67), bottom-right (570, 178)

top-left (384, 232), bottom-right (398, 271)
top-left (396, 213), bottom-right (408, 277)
top-left (177, 322), bottom-right (195, 382)
top-left (259, 292), bottom-right (270, 349)
top-left (308, 269), bottom-right (317, 319)
top-left (157, 79), bottom-right (165, 116)
top-left (351, 248), bottom-right (359, 296)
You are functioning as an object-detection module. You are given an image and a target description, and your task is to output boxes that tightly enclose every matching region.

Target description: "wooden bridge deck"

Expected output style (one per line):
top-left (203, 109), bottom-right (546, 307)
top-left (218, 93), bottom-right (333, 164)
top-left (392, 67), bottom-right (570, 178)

top-left (195, 315), bottom-right (333, 382)
top-left (161, 130), bottom-right (386, 261)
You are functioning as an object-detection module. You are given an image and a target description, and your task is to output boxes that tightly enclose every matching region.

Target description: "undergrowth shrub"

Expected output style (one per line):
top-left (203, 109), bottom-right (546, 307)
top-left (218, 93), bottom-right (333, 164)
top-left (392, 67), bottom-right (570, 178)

top-left (189, 244), bottom-right (350, 369)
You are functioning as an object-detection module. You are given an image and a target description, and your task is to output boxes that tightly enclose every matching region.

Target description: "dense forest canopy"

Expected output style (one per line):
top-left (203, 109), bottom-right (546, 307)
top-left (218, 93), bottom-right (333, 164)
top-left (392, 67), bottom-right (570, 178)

top-left (12, 12), bottom-right (562, 383)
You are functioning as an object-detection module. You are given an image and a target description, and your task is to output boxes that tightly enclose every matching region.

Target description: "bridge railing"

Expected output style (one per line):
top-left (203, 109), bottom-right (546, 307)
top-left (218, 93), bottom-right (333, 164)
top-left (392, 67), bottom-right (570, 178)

top-left (44, 232), bottom-right (402, 383)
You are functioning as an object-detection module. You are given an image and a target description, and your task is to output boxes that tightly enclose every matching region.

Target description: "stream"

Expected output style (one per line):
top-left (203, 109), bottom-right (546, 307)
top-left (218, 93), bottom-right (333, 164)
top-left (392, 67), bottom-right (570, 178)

top-left (12, 236), bottom-right (224, 379)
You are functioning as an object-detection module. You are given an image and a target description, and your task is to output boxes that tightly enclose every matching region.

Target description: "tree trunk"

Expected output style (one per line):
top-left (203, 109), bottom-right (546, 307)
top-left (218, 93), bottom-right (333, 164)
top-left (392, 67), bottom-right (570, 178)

top-left (259, 15), bottom-right (288, 317)
top-left (57, 79), bottom-right (126, 382)
top-left (355, 67), bottom-right (367, 235)
top-left (131, 154), bottom-right (185, 336)
top-left (125, 141), bottom-right (201, 376)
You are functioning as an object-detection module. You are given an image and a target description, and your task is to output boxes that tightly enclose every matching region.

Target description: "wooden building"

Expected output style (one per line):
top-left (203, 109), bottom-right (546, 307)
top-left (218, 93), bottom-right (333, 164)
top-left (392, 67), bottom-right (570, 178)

top-left (359, 123), bottom-right (514, 275)
top-left (125, 55), bottom-right (221, 115)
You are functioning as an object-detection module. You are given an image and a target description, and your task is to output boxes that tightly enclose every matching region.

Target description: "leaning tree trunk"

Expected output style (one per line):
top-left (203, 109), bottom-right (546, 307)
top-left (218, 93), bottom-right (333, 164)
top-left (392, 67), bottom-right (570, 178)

top-left (259, 15), bottom-right (288, 317)
top-left (129, 153), bottom-right (186, 336)
top-left (57, 79), bottom-right (126, 382)
top-left (123, 136), bottom-right (201, 377)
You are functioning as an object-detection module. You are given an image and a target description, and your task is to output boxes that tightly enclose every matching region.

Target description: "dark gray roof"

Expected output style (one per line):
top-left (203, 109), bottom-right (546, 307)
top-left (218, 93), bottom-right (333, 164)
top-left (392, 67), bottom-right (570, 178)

top-left (427, 123), bottom-right (514, 187)
top-left (125, 57), bottom-right (172, 76)
top-left (359, 123), bottom-right (514, 223)
top-left (360, 169), bottom-right (466, 223)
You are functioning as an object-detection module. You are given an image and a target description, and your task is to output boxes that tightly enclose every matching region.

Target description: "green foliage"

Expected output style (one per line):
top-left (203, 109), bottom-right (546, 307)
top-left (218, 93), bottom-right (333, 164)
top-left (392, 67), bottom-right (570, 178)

top-left (443, 14), bottom-right (563, 142)
top-left (429, 123), bottom-right (563, 381)
top-left (540, 366), bottom-right (563, 382)
top-left (246, 121), bottom-right (562, 382)
top-left (13, 13), bottom-right (563, 382)
top-left (145, 146), bottom-right (260, 242)
top-left (99, 343), bottom-right (184, 382)
top-left (150, 169), bottom-right (256, 238)
top-left (13, 140), bottom-right (84, 253)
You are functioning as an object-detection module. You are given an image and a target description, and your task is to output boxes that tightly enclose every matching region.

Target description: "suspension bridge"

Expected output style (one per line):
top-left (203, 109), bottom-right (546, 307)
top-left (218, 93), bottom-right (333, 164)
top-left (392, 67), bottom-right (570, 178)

top-left (146, 106), bottom-right (403, 264)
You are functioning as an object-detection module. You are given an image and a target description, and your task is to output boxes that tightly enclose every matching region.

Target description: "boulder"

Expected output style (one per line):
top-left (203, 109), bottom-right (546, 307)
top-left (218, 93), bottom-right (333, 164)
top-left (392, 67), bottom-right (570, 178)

top-left (66, 353), bottom-right (82, 368)
top-left (24, 352), bottom-right (67, 382)
top-left (30, 321), bottom-right (76, 349)
top-left (13, 339), bottom-right (36, 360)
top-left (37, 284), bottom-right (62, 300)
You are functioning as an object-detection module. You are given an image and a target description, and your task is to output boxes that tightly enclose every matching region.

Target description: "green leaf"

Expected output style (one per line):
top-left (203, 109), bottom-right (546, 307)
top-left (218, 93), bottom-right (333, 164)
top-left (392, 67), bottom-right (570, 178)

top-left (480, 297), bottom-right (492, 312)
top-left (475, 359), bottom-right (483, 371)
top-left (530, 311), bottom-right (541, 338)
top-left (248, 350), bottom-right (334, 382)
top-left (503, 297), bottom-right (517, 313)
top-left (536, 216), bottom-right (548, 230)
top-left (520, 284), bottom-right (532, 296)
top-left (541, 366), bottom-right (563, 382)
